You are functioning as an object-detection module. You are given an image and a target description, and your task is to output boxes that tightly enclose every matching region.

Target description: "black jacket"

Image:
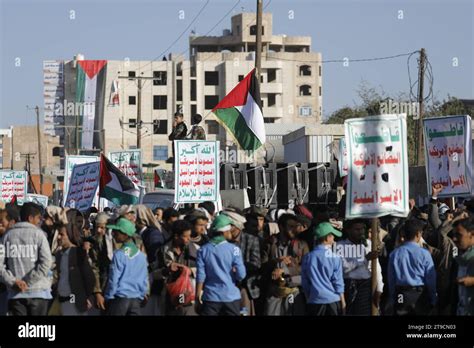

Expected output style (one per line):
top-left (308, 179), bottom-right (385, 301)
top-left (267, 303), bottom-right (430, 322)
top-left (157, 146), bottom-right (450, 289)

top-left (54, 247), bottom-right (95, 313)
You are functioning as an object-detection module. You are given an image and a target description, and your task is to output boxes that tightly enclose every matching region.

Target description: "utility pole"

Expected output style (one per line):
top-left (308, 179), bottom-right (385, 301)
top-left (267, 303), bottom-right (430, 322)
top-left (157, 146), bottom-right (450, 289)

top-left (10, 126), bottom-right (14, 169)
top-left (35, 106), bottom-right (44, 194)
top-left (255, 0), bottom-right (263, 84)
top-left (416, 48), bottom-right (426, 165)
top-left (137, 78), bottom-right (142, 149)
top-left (370, 218), bottom-right (379, 316)
top-left (21, 153), bottom-right (38, 194)
top-left (75, 105), bottom-right (80, 155)
top-left (118, 74), bottom-right (164, 149)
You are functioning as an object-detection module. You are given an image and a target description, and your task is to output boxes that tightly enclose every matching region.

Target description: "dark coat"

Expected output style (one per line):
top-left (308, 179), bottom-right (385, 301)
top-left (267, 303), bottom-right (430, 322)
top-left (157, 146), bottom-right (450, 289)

top-left (234, 231), bottom-right (261, 299)
top-left (55, 247), bottom-right (96, 313)
top-left (141, 226), bottom-right (165, 265)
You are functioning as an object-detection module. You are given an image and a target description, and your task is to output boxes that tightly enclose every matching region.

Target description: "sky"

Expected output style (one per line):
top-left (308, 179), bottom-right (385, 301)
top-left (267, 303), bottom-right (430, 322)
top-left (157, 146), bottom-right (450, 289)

top-left (0, 0), bottom-right (473, 128)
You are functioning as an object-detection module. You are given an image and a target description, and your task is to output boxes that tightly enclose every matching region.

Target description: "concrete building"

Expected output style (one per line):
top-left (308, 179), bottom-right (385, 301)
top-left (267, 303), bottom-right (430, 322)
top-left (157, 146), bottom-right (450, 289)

top-left (1, 126), bottom-right (61, 196)
top-left (0, 128), bottom-right (12, 169)
top-left (50, 12), bottom-right (322, 168)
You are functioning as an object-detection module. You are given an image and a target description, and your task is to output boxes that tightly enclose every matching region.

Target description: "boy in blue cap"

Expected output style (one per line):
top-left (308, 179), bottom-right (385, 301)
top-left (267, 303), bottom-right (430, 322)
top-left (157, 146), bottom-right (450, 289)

top-left (195, 214), bottom-right (246, 316)
top-left (301, 222), bottom-right (345, 316)
top-left (104, 218), bottom-right (149, 316)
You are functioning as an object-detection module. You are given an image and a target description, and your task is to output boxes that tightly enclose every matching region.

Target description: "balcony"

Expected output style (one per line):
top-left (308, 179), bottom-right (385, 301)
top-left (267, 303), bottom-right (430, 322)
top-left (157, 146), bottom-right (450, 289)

top-left (260, 83), bottom-right (282, 94)
top-left (263, 107), bottom-right (283, 118)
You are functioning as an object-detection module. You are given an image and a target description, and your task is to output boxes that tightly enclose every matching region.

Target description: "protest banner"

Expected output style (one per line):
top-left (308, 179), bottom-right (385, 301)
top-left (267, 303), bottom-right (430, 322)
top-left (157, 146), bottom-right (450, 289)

top-left (423, 115), bottom-right (472, 198)
top-left (63, 155), bottom-right (99, 206)
top-left (25, 194), bottom-right (49, 208)
top-left (175, 140), bottom-right (219, 203)
top-left (0, 171), bottom-right (28, 205)
top-left (345, 114), bottom-right (409, 218)
top-left (338, 137), bottom-right (349, 177)
top-left (109, 149), bottom-right (143, 186)
top-left (64, 161), bottom-right (100, 212)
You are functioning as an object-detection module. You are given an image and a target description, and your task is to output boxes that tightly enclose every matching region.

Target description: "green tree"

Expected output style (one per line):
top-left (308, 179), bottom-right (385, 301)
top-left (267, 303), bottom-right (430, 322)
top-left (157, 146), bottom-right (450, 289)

top-left (324, 82), bottom-right (474, 165)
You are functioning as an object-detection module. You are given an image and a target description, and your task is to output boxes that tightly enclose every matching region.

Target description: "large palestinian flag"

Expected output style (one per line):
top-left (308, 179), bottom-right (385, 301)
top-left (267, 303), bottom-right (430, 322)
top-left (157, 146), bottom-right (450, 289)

top-left (99, 154), bottom-right (140, 205)
top-left (76, 60), bottom-right (107, 150)
top-left (212, 69), bottom-right (266, 151)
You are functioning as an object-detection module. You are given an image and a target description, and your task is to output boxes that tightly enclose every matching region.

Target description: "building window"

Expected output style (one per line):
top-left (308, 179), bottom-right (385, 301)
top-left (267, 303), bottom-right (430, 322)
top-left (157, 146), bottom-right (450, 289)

top-left (153, 119), bottom-right (168, 134)
top-left (319, 65), bottom-right (322, 76)
top-left (299, 85), bottom-right (312, 96)
top-left (177, 63), bottom-right (182, 76)
top-left (205, 71), bottom-right (219, 85)
top-left (52, 146), bottom-right (61, 157)
top-left (176, 80), bottom-right (183, 101)
top-left (250, 25), bottom-right (264, 36)
top-left (267, 94), bottom-right (276, 107)
top-left (205, 95), bottom-right (219, 109)
top-left (299, 106), bottom-right (312, 116)
top-left (128, 96), bottom-right (136, 105)
top-left (267, 69), bottom-right (277, 82)
top-left (153, 95), bottom-right (167, 109)
top-left (191, 104), bottom-right (197, 117)
top-left (128, 118), bottom-right (137, 128)
top-left (207, 120), bottom-right (219, 134)
top-left (264, 118), bottom-right (276, 123)
top-left (128, 71), bottom-right (136, 80)
top-left (190, 80), bottom-right (196, 101)
top-left (238, 75), bottom-right (244, 82)
top-left (319, 86), bottom-right (322, 96)
top-left (153, 71), bottom-right (167, 86)
top-left (153, 146), bottom-right (168, 161)
top-left (129, 145), bottom-right (137, 150)
top-left (299, 65), bottom-right (311, 76)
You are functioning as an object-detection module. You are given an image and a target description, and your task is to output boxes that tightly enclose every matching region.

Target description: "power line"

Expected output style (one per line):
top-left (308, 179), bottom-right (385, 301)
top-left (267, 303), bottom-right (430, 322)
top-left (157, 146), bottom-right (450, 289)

top-left (180, 0), bottom-right (273, 72)
top-left (137, 0), bottom-right (211, 73)
top-left (178, 0), bottom-right (242, 58)
top-left (265, 51), bottom-right (418, 64)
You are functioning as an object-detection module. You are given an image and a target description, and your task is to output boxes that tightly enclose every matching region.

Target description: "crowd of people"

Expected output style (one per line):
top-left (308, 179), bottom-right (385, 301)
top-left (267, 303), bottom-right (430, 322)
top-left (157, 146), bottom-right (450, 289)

top-left (0, 182), bottom-right (473, 316)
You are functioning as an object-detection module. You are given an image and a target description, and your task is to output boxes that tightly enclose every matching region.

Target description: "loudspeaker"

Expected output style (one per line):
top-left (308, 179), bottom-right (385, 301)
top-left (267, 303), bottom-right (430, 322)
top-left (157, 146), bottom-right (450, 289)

top-left (219, 163), bottom-right (247, 190)
top-left (308, 162), bottom-right (337, 204)
top-left (246, 163), bottom-right (277, 207)
top-left (276, 163), bottom-right (309, 206)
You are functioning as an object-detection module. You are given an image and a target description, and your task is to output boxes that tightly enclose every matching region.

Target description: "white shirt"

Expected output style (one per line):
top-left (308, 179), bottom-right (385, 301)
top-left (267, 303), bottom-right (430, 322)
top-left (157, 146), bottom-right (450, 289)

top-left (337, 239), bottom-right (384, 293)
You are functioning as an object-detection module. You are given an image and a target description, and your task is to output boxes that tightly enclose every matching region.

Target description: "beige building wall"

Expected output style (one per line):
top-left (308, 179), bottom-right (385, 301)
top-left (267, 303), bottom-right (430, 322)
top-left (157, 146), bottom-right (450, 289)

top-left (9, 126), bottom-right (60, 175)
top-left (58, 12), bottom-right (322, 167)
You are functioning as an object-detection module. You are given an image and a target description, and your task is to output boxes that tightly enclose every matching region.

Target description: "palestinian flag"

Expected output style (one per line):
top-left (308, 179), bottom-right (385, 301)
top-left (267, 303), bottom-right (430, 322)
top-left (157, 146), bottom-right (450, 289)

top-left (99, 154), bottom-right (140, 205)
top-left (76, 60), bottom-right (107, 150)
top-left (212, 68), bottom-right (266, 151)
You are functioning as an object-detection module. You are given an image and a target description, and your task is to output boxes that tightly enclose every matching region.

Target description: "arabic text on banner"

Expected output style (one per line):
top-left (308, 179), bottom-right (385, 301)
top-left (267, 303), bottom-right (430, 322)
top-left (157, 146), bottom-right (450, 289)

top-left (64, 161), bottom-right (100, 212)
top-left (63, 155), bottom-right (99, 206)
top-left (423, 115), bottom-right (472, 198)
top-left (0, 171), bottom-right (28, 205)
top-left (345, 114), bottom-right (409, 219)
top-left (109, 150), bottom-right (143, 186)
top-left (175, 141), bottom-right (219, 203)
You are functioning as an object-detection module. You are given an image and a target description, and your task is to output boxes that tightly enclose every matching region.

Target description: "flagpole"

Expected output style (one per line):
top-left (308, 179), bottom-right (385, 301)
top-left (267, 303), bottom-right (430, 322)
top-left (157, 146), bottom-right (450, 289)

top-left (255, 0), bottom-right (263, 86)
